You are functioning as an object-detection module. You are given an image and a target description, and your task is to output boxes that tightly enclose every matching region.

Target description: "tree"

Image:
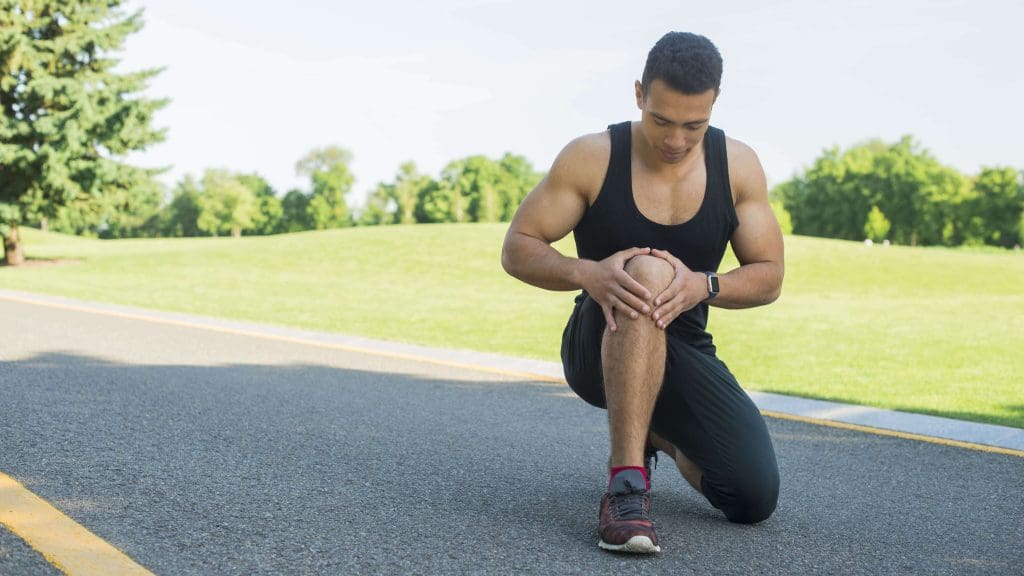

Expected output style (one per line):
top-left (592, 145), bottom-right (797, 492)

top-left (778, 137), bottom-right (969, 246)
top-left (296, 146), bottom-right (354, 229)
top-left (426, 160), bottom-right (474, 223)
top-left (414, 179), bottom-right (454, 224)
top-left (196, 169), bottom-right (257, 238)
top-left (359, 181), bottom-right (395, 226)
top-left (496, 153), bottom-right (543, 220)
top-left (279, 188), bottom-right (312, 233)
top-left (392, 161), bottom-right (428, 224)
top-left (869, 138), bottom-right (968, 246)
top-left (96, 178), bottom-right (164, 238)
top-left (162, 175), bottom-right (202, 237)
top-left (464, 156), bottom-right (502, 222)
top-left (237, 173), bottom-right (281, 235)
top-left (43, 177), bottom-right (164, 238)
top-left (863, 205), bottom-right (891, 242)
top-left (968, 167), bottom-right (1024, 247)
top-left (0, 1), bottom-right (166, 264)
top-left (1019, 208), bottom-right (1024, 247)
top-left (777, 149), bottom-right (854, 240)
top-left (410, 153), bottom-right (543, 224)
top-left (430, 156), bottom-right (502, 223)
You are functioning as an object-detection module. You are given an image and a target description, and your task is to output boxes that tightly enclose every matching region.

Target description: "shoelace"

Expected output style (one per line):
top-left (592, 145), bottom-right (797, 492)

top-left (610, 491), bottom-right (650, 520)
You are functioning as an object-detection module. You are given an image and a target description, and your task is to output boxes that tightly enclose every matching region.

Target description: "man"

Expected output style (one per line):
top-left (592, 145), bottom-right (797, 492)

top-left (501, 32), bottom-right (784, 554)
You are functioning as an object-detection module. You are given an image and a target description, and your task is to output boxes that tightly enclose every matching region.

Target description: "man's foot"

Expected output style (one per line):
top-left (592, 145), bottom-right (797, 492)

top-left (598, 469), bottom-right (661, 553)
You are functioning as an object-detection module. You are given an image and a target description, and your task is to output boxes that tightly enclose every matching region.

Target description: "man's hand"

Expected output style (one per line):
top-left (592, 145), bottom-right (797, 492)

top-left (578, 247), bottom-right (654, 332)
top-left (649, 248), bottom-right (709, 330)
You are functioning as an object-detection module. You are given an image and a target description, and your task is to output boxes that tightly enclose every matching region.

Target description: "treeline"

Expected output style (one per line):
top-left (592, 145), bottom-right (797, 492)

top-left (773, 136), bottom-right (1024, 248)
top-left (39, 147), bottom-right (545, 239)
top-left (44, 135), bottom-right (1024, 251)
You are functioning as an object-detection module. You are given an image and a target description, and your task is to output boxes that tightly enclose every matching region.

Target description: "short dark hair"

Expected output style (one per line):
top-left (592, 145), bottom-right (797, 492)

top-left (641, 32), bottom-right (723, 95)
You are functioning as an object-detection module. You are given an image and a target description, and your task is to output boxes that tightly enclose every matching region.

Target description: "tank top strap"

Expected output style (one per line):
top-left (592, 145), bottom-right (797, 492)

top-left (603, 121), bottom-right (632, 199)
top-left (703, 126), bottom-right (739, 231)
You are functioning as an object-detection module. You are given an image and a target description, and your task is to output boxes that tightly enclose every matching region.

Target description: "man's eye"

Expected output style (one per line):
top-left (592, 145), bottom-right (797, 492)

top-left (655, 119), bottom-right (669, 126)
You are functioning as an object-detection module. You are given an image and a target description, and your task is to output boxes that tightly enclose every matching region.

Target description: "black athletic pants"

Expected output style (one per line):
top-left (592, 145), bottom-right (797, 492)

top-left (561, 294), bottom-right (779, 524)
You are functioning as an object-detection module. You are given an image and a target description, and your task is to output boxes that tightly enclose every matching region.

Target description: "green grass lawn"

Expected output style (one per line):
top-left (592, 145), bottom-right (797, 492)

top-left (4, 224), bottom-right (1023, 429)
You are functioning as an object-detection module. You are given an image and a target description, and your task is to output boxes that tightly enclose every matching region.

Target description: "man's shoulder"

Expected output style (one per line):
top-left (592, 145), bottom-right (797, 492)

top-left (723, 134), bottom-right (759, 166)
top-left (548, 129), bottom-right (614, 196)
top-left (723, 134), bottom-right (767, 203)
top-left (560, 129), bottom-right (613, 166)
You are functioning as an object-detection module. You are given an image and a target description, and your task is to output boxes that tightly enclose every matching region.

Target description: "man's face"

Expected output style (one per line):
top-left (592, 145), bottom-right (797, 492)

top-left (634, 79), bottom-right (716, 165)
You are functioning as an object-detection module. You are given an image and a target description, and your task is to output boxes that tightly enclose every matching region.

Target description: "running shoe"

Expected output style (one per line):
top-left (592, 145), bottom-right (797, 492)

top-left (598, 468), bottom-right (661, 553)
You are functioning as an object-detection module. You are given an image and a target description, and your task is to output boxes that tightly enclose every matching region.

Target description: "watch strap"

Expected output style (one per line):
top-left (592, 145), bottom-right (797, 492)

top-left (704, 271), bottom-right (719, 301)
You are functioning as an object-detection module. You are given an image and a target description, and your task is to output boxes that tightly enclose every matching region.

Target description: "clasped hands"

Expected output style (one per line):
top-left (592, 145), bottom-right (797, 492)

top-left (578, 247), bottom-right (708, 332)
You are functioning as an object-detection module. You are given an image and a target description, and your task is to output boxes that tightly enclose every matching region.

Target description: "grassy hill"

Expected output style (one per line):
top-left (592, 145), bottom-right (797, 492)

top-left (3, 224), bottom-right (1023, 428)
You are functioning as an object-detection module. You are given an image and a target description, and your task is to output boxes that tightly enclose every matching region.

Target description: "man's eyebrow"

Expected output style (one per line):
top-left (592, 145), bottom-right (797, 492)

top-left (651, 112), bottom-right (708, 126)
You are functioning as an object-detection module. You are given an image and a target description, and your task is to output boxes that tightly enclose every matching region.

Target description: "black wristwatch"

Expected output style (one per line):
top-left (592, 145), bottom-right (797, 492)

top-left (704, 271), bottom-right (720, 301)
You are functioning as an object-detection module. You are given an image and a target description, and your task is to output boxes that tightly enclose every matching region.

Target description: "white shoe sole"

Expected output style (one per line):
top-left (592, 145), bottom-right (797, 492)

top-left (598, 535), bottom-right (661, 554)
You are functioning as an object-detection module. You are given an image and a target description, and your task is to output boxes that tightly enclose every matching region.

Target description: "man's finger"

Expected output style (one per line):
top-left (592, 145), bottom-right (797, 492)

top-left (655, 303), bottom-right (679, 328)
top-left (601, 303), bottom-right (618, 332)
top-left (653, 287), bottom-right (687, 321)
top-left (654, 279), bottom-right (682, 307)
top-left (650, 248), bottom-right (678, 265)
top-left (615, 269), bottom-right (652, 301)
top-left (620, 246), bottom-right (651, 260)
top-left (655, 298), bottom-right (693, 329)
top-left (651, 248), bottom-right (692, 274)
top-left (652, 298), bottom-right (673, 325)
top-left (613, 285), bottom-right (651, 316)
top-left (613, 247), bottom-right (651, 268)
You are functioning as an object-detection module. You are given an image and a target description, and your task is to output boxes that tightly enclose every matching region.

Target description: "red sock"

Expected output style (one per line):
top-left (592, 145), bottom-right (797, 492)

top-left (609, 465), bottom-right (649, 491)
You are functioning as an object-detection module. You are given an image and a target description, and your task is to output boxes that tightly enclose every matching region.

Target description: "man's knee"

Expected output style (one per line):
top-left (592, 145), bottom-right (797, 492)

top-left (721, 469), bottom-right (779, 524)
top-left (623, 254), bottom-right (673, 293)
top-left (705, 464), bottom-right (780, 525)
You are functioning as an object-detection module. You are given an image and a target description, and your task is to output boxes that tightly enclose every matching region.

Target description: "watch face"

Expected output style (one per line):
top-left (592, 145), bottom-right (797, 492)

top-left (709, 275), bottom-right (720, 293)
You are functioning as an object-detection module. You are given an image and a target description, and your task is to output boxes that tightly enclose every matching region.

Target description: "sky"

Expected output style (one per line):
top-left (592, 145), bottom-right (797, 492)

top-left (118, 0), bottom-right (1024, 206)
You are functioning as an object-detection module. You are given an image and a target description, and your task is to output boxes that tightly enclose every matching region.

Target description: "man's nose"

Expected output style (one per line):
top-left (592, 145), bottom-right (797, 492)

top-left (664, 131), bottom-right (686, 150)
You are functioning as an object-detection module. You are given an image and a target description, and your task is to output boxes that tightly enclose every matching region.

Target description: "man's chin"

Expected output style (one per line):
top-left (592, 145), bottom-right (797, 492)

top-left (661, 151), bottom-right (686, 163)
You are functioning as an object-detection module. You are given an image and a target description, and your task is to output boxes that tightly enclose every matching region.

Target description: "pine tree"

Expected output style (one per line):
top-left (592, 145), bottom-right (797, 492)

top-left (0, 1), bottom-right (166, 264)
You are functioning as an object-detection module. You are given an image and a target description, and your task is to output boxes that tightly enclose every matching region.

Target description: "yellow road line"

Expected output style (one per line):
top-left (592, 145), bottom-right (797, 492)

top-left (762, 411), bottom-right (1024, 458)
top-left (0, 472), bottom-right (153, 575)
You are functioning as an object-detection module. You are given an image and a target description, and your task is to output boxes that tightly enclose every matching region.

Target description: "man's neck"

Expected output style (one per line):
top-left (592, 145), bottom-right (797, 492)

top-left (633, 131), bottom-right (705, 180)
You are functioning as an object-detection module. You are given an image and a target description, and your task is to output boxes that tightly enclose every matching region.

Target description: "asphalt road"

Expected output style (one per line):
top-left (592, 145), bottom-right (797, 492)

top-left (1, 298), bottom-right (1022, 575)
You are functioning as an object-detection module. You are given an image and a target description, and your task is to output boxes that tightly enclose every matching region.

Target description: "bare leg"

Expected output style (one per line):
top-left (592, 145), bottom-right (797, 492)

top-left (648, 431), bottom-right (704, 494)
top-left (603, 255), bottom-right (674, 469)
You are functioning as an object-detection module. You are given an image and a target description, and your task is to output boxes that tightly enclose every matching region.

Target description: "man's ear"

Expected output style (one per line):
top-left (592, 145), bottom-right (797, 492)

top-left (634, 80), bottom-right (644, 110)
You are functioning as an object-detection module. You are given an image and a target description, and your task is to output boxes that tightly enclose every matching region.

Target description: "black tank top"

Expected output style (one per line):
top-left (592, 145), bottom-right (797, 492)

top-left (572, 121), bottom-right (739, 342)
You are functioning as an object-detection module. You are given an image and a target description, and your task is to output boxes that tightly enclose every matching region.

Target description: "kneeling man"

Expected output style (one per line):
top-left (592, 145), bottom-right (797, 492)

top-left (501, 31), bottom-right (785, 553)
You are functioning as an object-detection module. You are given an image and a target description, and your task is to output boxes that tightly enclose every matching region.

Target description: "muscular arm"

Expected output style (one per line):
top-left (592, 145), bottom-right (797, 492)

top-left (500, 143), bottom-right (590, 290)
top-left (502, 133), bottom-right (653, 330)
top-left (713, 138), bottom-right (784, 309)
top-left (501, 135), bottom-right (598, 290)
